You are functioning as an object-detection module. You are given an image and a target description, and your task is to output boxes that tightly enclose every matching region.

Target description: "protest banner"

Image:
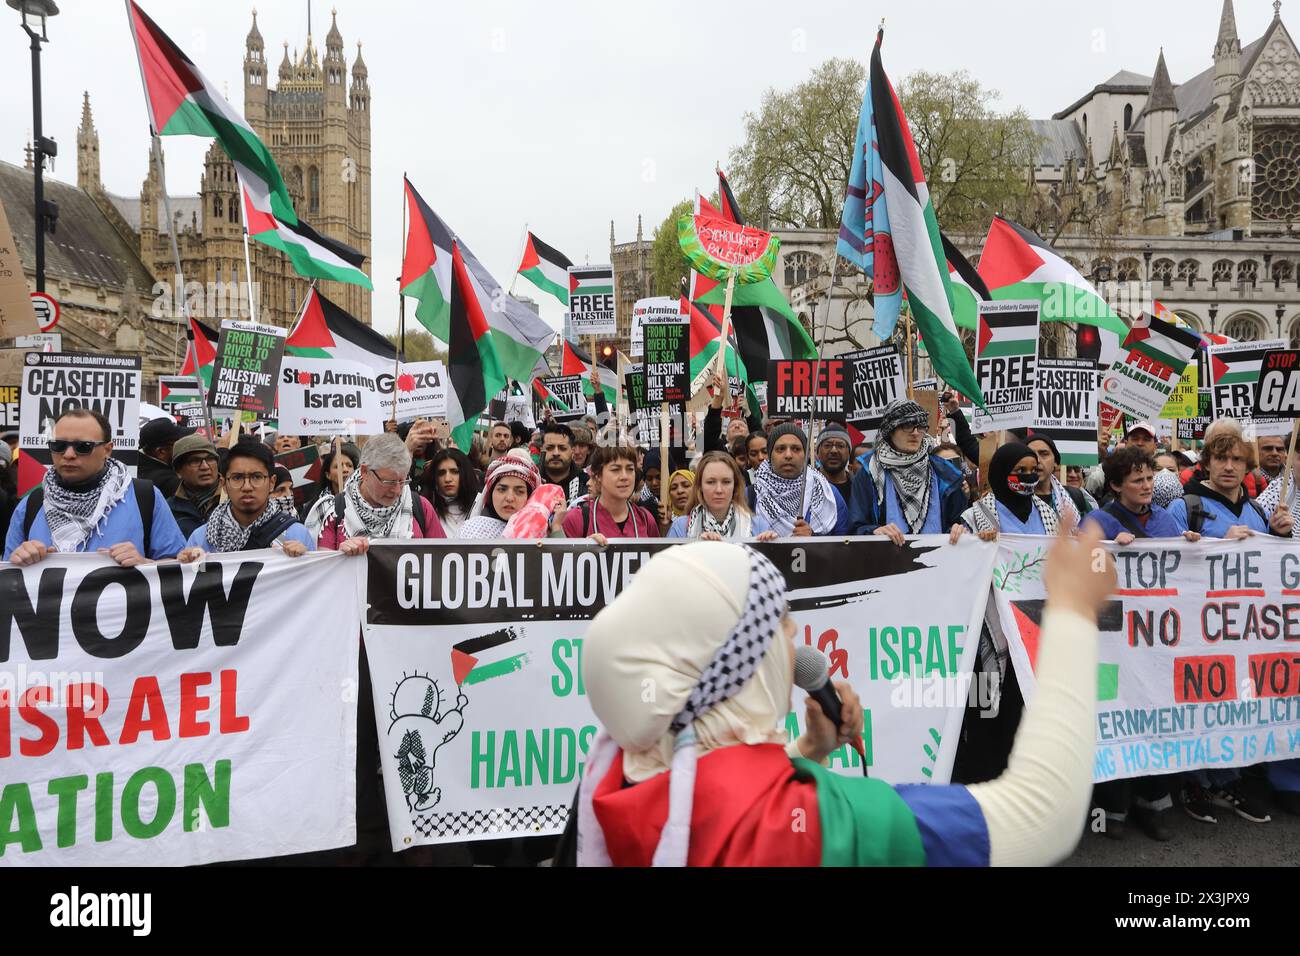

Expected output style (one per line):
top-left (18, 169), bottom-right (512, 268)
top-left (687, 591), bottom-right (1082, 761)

top-left (630, 296), bottom-right (676, 359)
top-left (1032, 358), bottom-right (1100, 466)
top-left (0, 551), bottom-right (359, 865)
top-left (207, 320), bottom-right (287, 416)
top-left (844, 345), bottom-right (905, 441)
top-left (361, 537), bottom-right (997, 847)
top-left (1209, 338), bottom-right (1290, 435)
top-left (1176, 390), bottom-right (1214, 443)
top-left (18, 352), bottom-right (141, 471)
top-left (971, 301), bottom-right (1039, 432)
top-left (0, 348), bottom-right (29, 432)
top-left (0, 199), bottom-right (40, 340)
top-left (565, 266), bottom-right (616, 337)
top-left (1253, 349), bottom-right (1300, 418)
top-left (912, 378), bottom-right (938, 393)
top-left (1160, 361), bottom-right (1199, 419)
top-left (768, 359), bottom-right (847, 418)
top-left (642, 316), bottom-right (690, 405)
top-left (277, 355), bottom-right (387, 436)
top-left (380, 360), bottom-right (448, 422)
top-left (622, 365), bottom-right (660, 444)
top-left (990, 535), bottom-right (1300, 784)
top-left (542, 375), bottom-right (585, 423)
top-left (1099, 315), bottom-right (1200, 422)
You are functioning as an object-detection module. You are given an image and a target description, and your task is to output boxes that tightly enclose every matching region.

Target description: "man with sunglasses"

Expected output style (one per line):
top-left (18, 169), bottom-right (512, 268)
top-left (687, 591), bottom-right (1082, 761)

top-left (5, 408), bottom-right (186, 566)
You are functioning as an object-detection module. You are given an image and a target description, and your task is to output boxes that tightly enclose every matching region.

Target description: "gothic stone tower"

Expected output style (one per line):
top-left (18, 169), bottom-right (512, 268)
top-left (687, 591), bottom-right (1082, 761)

top-left (245, 8), bottom-right (372, 325)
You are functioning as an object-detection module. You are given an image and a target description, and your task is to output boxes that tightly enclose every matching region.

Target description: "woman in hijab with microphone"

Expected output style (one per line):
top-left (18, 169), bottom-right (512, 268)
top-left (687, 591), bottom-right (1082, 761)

top-left (559, 518), bottom-right (1117, 866)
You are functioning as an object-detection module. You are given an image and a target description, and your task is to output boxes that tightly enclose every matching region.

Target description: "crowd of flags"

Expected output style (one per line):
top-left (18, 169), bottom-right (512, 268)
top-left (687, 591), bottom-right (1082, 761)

top-left (131, 1), bottom-right (1160, 453)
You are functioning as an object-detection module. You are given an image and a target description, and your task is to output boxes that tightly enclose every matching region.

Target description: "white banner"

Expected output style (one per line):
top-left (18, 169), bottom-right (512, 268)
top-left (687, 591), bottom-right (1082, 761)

top-left (990, 535), bottom-right (1300, 783)
top-left (277, 355), bottom-right (387, 436)
top-left (380, 360), bottom-right (448, 422)
top-left (361, 537), bottom-right (997, 846)
top-left (0, 551), bottom-right (359, 866)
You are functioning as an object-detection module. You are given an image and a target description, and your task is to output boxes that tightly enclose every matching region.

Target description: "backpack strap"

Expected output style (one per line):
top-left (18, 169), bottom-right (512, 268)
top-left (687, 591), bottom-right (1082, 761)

top-left (581, 500), bottom-right (592, 538)
top-left (408, 481), bottom-right (429, 536)
top-left (1184, 494), bottom-right (1206, 535)
top-left (22, 485), bottom-right (44, 540)
top-left (22, 479), bottom-right (154, 556)
top-left (244, 511), bottom-right (300, 551)
top-left (1103, 501), bottom-right (1149, 539)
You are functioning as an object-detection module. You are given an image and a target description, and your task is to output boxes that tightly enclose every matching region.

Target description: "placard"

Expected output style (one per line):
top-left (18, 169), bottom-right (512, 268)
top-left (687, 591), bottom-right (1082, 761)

top-left (1159, 361), bottom-right (1199, 419)
top-left (0, 198), bottom-right (40, 339)
top-left (276, 355), bottom-right (388, 436)
top-left (1031, 357), bottom-right (1100, 466)
top-left (543, 375), bottom-right (585, 423)
top-left (158, 375), bottom-right (209, 430)
top-left (1209, 338), bottom-right (1290, 433)
top-left (844, 345), bottom-right (905, 440)
top-left (642, 316), bottom-right (690, 404)
top-left (630, 296), bottom-right (676, 359)
top-left (1099, 315), bottom-right (1200, 421)
top-left (565, 265), bottom-right (616, 337)
top-left (0, 347), bottom-right (29, 431)
top-left (380, 360), bottom-right (448, 422)
top-left (207, 320), bottom-right (287, 415)
top-left (971, 301), bottom-right (1039, 432)
top-left (19, 351), bottom-right (142, 470)
top-left (1252, 349), bottom-right (1300, 418)
top-left (1176, 390), bottom-right (1213, 442)
top-left (768, 359), bottom-right (847, 418)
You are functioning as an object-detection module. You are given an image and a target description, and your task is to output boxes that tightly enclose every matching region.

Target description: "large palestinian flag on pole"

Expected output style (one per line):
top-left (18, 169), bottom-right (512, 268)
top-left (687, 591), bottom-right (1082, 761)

top-left (860, 29), bottom-right (984, 406)
top-left (241, 183), bottom-right (372, 288)
top-left (516, 232), bottom-right (573, 307)
top-left (447, 242), bottom-right (506, 451)
top-left (401, 177), bottom-right (554, 383)
top-left (179, 314), bottom-right (219, 388)
top-left (978, 216), bottom-right (1129, 366)
top-left (126, 1), bottom-right (297, 226)
top-left (286, 287), bottom-right (396, 372)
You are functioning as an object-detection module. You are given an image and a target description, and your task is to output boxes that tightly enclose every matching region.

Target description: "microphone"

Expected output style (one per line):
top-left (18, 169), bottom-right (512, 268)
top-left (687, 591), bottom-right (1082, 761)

top-left (794, 645), bottom-right (867, 768)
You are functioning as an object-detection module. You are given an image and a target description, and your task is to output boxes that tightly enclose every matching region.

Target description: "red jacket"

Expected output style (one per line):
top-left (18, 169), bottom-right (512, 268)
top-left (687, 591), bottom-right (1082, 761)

top-left (317, 495), bottom-right (445, 549)
top-left (561, 499), bottom-right (660, 539)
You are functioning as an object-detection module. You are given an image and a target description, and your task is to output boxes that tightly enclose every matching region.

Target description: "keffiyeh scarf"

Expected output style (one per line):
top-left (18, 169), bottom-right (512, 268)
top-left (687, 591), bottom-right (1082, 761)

top-left (457, 515), bottom-right (508, 539)
top-left (42, 458), bottom-right (132, 554)
top-left (752, 460), bottom-right (838, 536)
top-left (340, 469), bottom-right (415, 539)
top-left (684, 504), bottom-right (753, 540)
top-left (203, 498), bottom-right (292, 553)
top-left (962, 491), bottom-right (1060, 536)
top-left (868, 436), bottom-right (938, 534)
top-left (1257, 477), bottom-right (1300, 537)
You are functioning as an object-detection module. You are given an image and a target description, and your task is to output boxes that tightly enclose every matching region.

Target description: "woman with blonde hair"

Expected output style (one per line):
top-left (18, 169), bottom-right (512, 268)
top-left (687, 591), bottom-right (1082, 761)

top-left (667, 451), bottom-right (776, 541)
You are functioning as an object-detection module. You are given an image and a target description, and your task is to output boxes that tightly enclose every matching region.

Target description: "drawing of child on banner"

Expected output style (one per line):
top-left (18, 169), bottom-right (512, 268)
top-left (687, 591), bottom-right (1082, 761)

top-left (389, 673), bottom-right (469, 812)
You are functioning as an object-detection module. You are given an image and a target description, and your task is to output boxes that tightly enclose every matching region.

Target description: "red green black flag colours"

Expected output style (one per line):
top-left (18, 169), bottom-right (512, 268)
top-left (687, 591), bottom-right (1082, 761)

top-left (448, 241), bottom-right (505, 451)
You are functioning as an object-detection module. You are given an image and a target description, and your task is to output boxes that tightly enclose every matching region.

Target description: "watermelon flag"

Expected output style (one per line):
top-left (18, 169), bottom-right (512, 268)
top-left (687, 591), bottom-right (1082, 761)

top-left (447, 242), bottom-right (506, 452)
top-left (179, 314), bottom-right (219, 388)
top-left (240, 183), bottom-right (372, 289)
top-left (853, 30), bottom-right (983, 405)
top-left (561, 340), bottom-right (617, 407)
top-left (286, 286), bottom-right (396, 372)
top-left (401, 177), bottom-right (554, 383)
top-left (126, 1), bottom-right (297, 226)
top-left (978, 216), bottom-right (1128, 366)
top-left (516, 232), bottom-right (573, 307)
top-left (837, 45), bottom-right (902, 339)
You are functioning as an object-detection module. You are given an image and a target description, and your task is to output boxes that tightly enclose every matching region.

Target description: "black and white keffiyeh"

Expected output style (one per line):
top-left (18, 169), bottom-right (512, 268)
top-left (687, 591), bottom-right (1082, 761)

top-left (203, 498), bottom-right (289, 553)
top-left (42, 457), bottom-right (132, 554)
top-left (1258, 477), bottom-right (1300, 537)
top-left (962, 491), bottom-right (1059, 536)
top-left (868, 400), bottom-right (938, 533)
top-left (340, 469), bottom-right (415, 539)
top-left (684, 504), bottom-right (753, 540)
top-left (752, 460), bottom-right (838, 536)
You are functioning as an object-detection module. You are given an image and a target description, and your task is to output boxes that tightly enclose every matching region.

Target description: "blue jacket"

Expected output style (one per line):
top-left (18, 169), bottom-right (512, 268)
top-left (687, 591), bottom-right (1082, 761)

top-left (745, 482), bottom-right (849, 535)
top-left (186, 521), bottom-right (316, 552)
top-left (1166, 484), bottom-right (1270, 538)
top-left (1081, 502), bottom-right (1184, 539)
top-left (4, 485), bottom-right (187, 561)
top-left (848, 452), bottom-right (968, 535)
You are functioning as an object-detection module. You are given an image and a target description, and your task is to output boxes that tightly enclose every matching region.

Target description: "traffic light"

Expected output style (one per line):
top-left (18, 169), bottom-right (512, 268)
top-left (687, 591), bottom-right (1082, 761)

top-left (1075, 324), bottom-right (1101, 364)
top-left (598, 341), bottom-right (615, 361)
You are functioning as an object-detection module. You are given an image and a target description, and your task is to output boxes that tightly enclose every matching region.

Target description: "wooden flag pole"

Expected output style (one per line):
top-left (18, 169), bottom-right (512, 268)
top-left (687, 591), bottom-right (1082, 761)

top-left (712, 268), bottom-right (737, 384)
top-left (905, 309), bottom-right (915, 399)
top-left (659, 401), bottom-right (670, 513)
top-left (392, 172), bottom-right (408, 430)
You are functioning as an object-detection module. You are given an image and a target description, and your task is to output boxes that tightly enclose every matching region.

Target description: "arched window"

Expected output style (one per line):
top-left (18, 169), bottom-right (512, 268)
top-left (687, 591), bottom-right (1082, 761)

top-left (1289, 316), bottom-right (1300, 350)
top-left (1124, 104), bottom-right (1133, 131)
top-left (1082, 114), bottom-right (1089, 143)
top-left (1116, 258), bottom-right (1141, 282)
top-left (1091, 257), bottom-right (1114, 282)
top-left (213, 194), bottom-right (223, 219)
top-left (783, 251), bottom-right (824, 288)
top-left (309, 166), bottom-right (320, 216)
top-left (1223, 313), bottom-right (1263, 341)
top-left (1174, 311), bottom-right (1202, 331)
top-left (1272, 260), bottom-right (1294, 288)
top-left (1151, 258), bottom-right (1174, 288)
top-left (1176, 258), bottom-right (1200, 288)
top-left (1237, 260), bottom-right (1258, 288)
top-left (229, 196), bottom-right (239, 225)
top-left (1211, 258), bottom-right (1233, 286)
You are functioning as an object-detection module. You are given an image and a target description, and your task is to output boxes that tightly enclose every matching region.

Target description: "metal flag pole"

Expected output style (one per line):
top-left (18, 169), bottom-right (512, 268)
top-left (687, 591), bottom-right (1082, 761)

top-left (794, 244), bottom-right (842, 524)
top-left (508, 222), bottom-right (528, 296)
top-left (392, 172), bottom-right (407, 429)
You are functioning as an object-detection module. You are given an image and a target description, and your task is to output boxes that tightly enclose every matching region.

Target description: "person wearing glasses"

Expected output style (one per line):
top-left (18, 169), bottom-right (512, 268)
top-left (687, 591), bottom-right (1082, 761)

top-left (167, 434), bottom-right (222, 538)
top-left (847, 398), bottom-right (968, 543)
top-left (317, 433), bottom-right (444, 553)
top-left (5, 408), bottom-right (187, 566)
top-left (177, 441), bottom-right (314, 559)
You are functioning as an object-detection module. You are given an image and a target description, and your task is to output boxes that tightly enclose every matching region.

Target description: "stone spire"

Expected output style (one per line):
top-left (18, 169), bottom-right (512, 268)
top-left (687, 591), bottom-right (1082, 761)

top-left (1214, 0), bottom-right (1241, 107)
top-left (1216, 0), bottom-right (1240, 55)
top-left (77, 91), bottom-right (101, 191)
top-left (1108, 121), bottom-right (1123, 167)
top-left (279, 41), bottom-right (292, 80)
top-left (1148, 49), bottom-right (1178, 113)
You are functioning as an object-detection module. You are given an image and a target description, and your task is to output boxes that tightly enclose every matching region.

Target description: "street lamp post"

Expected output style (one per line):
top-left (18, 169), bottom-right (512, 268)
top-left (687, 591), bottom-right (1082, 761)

top-left (9, 0), bottom-right (59, 294)
top-left (1277, 302), bottom-right (1287, 341)
top-left (1208, 302), bottom-right (1219, 335)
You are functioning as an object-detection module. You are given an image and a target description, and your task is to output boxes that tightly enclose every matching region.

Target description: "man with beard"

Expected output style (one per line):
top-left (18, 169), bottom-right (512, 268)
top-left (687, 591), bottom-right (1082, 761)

top-left (815, 422), bottom-right (853, 498)
top-left (167, 434), bottom-right (221, 538)
top-left (539, 420), bottom-right (587, 501)
top-left (749, 423), bottom-right (847, 537)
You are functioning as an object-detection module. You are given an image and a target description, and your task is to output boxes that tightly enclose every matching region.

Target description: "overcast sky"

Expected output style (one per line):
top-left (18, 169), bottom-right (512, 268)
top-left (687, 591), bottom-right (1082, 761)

top-left (0, 0), bottom-right (1275, 336)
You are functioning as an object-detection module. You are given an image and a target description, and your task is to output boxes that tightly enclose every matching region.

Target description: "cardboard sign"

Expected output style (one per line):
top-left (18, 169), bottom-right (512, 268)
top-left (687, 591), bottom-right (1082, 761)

top-left (19, 351), bottom-right (142, 470)
top-left (565, 265), bottom-right (616, 337)
top-left (208, 320), bottom-right (286, 415)
top-left (642, 316), bottom-right (690, 404)
top-left (381, 360), bottom-right (448, 422)
top-left (844, 345), bottom-right (905, 440)
top-left (1159, 361), bottom-right (1199, 419)
top-left (1031, 358), bottom-right (1100, 466)
top-left (1100, 315), bottom-right (1200, 421)
top-left (1176, 390), bottom-right (1214, 442)
top-left (768, 359), bottom-right (847, 418)
top-left (631, 297), bottom-right (676, 359)
top-left (1209, 338), bottom-right (1290, 434)
top-left (0, 198), bottom-right (40, 339)
top-left (971, 301), bottom-right (1039, 432)
top-left (276, 355), bottom-right (388, 436)
top-left (543, 375), bottom-right (586, 423)
top-left (1253, 349), bottom-right (1300, 418)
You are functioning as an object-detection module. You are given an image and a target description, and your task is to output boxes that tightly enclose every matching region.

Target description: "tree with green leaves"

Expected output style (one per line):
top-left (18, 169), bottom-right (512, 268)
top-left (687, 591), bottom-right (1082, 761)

top-left (387, 329), bottom-right (447, 364)
top-left (649, 198), bottom-right (695, 297)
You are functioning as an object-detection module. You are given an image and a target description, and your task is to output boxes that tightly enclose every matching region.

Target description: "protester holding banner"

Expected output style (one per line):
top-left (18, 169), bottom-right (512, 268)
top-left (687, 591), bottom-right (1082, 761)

top-left (272, 433), bottom-right (303, 455)
top-left (303, 442), bottom-right (361, 538)
top-left (538, 421), bottom-right (588, 502)
top-left (5, 408), bottom-right (187, 565)
top-left (815, 422), bottom-right (855, 499)
top-left (418, 447), bottom-right (479, 538)
top-left (1087, 421), bottom-right (1157, 503)
top-left (666, 451), bottom-right (775, 541)
top-left (848, 399), bottom-right (967, 543)
top-left (138, 416), bottom-right (190, 498)
top-left (1079, 447), bottom-right (1191, 543)
top-left (318, 433), bottom-right (445, 547)
top-left (1021, 433), bottom-right (1095, 521)
top-left (957, 442), bottom-right (1059, 539)
top-left (570, 521), bottom-right (1118, 867)
top-left (1166, 431), bottom-right (1270, 540)
top-left (178, 441), bottom-right (314, 558)
top-left (167, 433), bottom-right (221, 538)
top-left (750, 424), bottom-right (847, 537)
top-left (561, 444), bottom-right (659, 542)
top-left (459, 449), bottom-right (549, 539)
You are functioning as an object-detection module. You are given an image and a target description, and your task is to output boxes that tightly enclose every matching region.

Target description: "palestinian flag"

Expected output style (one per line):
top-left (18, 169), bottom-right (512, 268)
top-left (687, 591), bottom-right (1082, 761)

top-left (561, 340), bottom-right (617, 407)
top-left (448, 242), bottom-right (506, 452)
top-left (717, 169), bottom-right (744, 224)
top-left (126, 2), bottom-right (297, 225)
top-left (943, 232), bottom-right (989, 333)
top-left (241, 183), bottom-right (372, 289)
top-left (1122, 316), bottom-right (1201, 375)
top-left (977, 308), bottom-right (1039, 360)
top-left (1208, 339), bottom-right (1286, 387)
top-left (978, 216), bottom-right (1128, 366)
top-left (516, 233), bottom-right (573, 306)
top-left (274, 443), bottom-right (323, 510)
top-left (401, 176), bottom-right (554, 383)
top-left (13, 448), bottom-right (47, 498)
top-left (286, 287), bottom-right (396, 372)
top-left (569, 267), bottom-right (614, 299)
top-left (861, 29), bottom-right (983, 406)
top-left (532, 377), bottom-right (572, 412)
top-left (680, 276), bottom-right (748, 403)
top-left (178, 314), bottom-right (219, 388)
